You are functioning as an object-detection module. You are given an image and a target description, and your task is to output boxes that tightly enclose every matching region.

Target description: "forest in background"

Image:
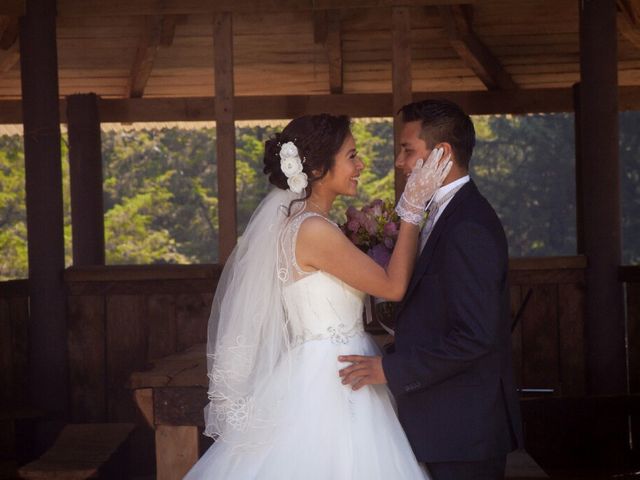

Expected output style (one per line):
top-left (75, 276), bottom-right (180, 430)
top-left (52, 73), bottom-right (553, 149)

top-left (1, 113), bottom-right (638, 280)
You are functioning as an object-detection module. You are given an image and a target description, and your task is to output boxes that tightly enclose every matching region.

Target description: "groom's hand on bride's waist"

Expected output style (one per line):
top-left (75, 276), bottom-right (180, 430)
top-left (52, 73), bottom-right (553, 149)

top-left (338, 355), bottom-right (387, 391)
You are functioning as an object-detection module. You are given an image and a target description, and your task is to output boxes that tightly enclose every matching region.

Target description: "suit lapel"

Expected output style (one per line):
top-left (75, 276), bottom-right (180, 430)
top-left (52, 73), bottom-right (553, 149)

top-left (397, 180), bottom-right (477, 315)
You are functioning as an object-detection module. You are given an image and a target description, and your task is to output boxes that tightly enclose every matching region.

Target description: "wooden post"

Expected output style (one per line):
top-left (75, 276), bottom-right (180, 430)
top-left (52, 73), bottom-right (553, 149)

top-left (155, 425), bottom-right (200, 480)
top-left (19, 0), bottom-right (68, 445)
top-left (213, 12), bottom-right (237, 263)
top-left (67, 93), bottom-right (105, 266)
top-left (392, 7), bottom-right (412, 200)
top-left (577, 0), bottom-right (626, 394)
top-left (572, 82), bottom-right (587, 257)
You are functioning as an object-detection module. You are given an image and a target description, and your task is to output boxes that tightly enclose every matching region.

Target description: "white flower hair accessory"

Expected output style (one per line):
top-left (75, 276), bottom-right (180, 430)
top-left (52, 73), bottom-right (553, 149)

top-left (278, 141), bottom-right (308, 194)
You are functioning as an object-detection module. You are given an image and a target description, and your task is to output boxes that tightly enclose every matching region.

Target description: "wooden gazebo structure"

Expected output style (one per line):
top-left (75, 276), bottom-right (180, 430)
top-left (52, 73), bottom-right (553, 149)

top-left (0, 0), bottom-right (639, 477)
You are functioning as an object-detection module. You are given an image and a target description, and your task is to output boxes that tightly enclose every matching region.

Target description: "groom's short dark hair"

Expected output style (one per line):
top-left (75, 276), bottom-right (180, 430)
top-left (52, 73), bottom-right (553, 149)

top-left (400, 99), bottom-right (475, 170)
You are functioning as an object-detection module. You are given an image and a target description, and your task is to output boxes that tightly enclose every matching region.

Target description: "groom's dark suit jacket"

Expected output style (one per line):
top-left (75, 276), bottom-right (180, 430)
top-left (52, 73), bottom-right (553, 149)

top-left (382, 180), bottom-right (524, 463)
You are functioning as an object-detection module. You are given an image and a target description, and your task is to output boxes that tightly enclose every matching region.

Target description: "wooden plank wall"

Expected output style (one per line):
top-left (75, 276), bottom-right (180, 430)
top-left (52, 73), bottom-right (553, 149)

top-left (0, 279), bottom-right (29, 460)
top-left (0, 258), bottom-right (588, 423)
top-left (0, 279), bottom-right (29, 410)
top-left (621, 265), bottom-right (640, 395)
top-left (63, 264), bottom-right (222, 423)
top-left (3, 258), bottom-right (637, 469)
top-left (509, 256), bottom-right (587, 397)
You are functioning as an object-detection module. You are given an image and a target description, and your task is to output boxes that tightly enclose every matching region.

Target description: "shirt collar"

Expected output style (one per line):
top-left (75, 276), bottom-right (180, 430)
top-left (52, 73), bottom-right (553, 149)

top-left (432, 174), bottom-right (470, 205)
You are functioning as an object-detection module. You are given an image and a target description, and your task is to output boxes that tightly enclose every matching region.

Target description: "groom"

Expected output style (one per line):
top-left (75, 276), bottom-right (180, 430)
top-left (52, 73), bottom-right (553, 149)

top-left (339, 99), bottom-right (523, 479)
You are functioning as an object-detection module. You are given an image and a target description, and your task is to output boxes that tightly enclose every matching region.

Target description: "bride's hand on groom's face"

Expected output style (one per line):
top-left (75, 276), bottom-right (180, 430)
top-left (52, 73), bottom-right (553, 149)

top-left (338, 355), bottom-right (387, 391)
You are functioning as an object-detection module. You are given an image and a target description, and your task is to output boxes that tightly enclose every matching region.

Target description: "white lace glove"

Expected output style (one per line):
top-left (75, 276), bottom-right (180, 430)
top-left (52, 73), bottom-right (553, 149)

top-left (395, 147), bottom-right (453, 225)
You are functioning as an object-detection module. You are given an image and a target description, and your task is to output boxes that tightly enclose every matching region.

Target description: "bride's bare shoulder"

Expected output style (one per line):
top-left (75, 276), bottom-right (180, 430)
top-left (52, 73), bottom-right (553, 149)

top-left (297, 214), bottom-right (345, 248)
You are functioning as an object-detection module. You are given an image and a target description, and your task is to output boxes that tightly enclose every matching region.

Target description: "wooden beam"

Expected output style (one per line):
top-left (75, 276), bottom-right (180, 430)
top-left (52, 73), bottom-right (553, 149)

top-left (392, 6), bottom-right (412, 198)
top-left (579, 0), bottom-right (626, 395)
top-left (160, 15), bottom-right (182, 47)
top-left (314, 10), bottom-right (343, 94)
top-left (67, 93), bottom-right (106, 266)
top-left (126, 15), bottom-right (181, 97)
top-left (213, 12), bottom-right (237, 263)
top-left (439, 5), bottom-right (516, 90)
top-left (19, 0), bottom-right (68, 438)
top-left (0, 16), bottom-right (19, 50)
top-left (127, 16), bottom-right (163, 98)
top-left (573, 83), bottom-right (585, 255)
top-left (0, 1), bottom-right (24, 16)
top-left (618, 0), bottom-right (640, 49)
top-left (3, 87), bottom-right (640, 124)
top-left (313, 11), bottom-right (328, 44)
top-left (56, 0), bottom-right (475, 16)
top-left (0, 40), bottom-right (19, 73)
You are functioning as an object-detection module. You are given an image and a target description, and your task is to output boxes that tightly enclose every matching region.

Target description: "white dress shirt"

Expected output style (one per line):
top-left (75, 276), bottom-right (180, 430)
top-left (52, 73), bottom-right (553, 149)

top-left (419, 175), bottom-right (470, 253)
top-left (428, 174), bottom-right (470, 227)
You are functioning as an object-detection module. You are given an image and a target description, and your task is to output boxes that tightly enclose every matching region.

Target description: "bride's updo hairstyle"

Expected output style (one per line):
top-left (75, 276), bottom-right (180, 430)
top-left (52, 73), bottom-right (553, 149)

top-left (263, 114), bottom-right (351, 213)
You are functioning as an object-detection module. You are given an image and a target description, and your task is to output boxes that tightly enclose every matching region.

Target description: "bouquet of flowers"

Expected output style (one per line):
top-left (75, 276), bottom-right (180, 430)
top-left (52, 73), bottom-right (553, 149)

top-left (340, 199), bottom-right (400, 268)
top-left (341, 199), bottom-right (400, 334)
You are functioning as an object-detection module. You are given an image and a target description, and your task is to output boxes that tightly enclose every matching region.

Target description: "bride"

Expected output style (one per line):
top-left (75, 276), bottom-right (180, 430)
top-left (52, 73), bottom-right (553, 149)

top-left (184, 114), bottom-right (451, 479)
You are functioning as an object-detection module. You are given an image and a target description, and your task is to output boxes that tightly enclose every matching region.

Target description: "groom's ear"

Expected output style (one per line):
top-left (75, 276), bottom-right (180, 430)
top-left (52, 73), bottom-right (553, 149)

top-left (434, 142), bottom-right (455, 165)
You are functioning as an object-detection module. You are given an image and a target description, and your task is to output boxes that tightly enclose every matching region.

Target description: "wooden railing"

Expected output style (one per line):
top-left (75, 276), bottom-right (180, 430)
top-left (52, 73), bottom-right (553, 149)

top-left (63, 264), bottom-right (222, 423)
top-left (3, 258), bottom-right (638, 469)
top-left (1, 258), bottom-right (589, 421)
top-left (509, 256), bottom-right (587, 397)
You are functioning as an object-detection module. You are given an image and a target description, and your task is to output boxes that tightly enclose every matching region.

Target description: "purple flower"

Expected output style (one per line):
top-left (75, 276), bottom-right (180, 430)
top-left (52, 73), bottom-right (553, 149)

top-left (363, 217), bottom-right (377, 236)
top-left (347, 218), bottom-right (361, 232)
top-left (383, 236), bottom-right (395, 249)
top-left (368, 243), bottom-right (392, 268)
top-left (370, 199), bottom-right (383, 217)
top-left (346, 206), bottom-right (359, 220)
top-left (383, 221), bottom-right (398, 237)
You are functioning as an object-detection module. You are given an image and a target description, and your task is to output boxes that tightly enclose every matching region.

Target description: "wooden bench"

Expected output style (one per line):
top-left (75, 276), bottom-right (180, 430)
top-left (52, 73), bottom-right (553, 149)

top-left (128, 344), bottom-right (208, 480)
top-left (18, 423), bottom-right (135, 480)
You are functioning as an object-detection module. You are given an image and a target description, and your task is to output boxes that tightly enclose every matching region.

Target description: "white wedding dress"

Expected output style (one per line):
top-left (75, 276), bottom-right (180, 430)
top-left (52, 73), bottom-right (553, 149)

top-left (184, 212), bottom-right (428, 480)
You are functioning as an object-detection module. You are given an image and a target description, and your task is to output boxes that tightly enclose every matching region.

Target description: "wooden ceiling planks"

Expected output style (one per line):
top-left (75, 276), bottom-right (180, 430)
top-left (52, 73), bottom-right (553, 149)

top-left (55, 0), bottom-right (476, 17)
top-left (0, 0), bottom-right (638, 107)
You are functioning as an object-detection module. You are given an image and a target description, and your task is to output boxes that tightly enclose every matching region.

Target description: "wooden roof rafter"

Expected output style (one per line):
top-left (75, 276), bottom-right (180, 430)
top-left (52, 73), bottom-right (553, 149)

top-left (127, 15), bottom-right (182, 98)
top-left (438, 4), bottom-right (517, 91)
top-left (313, 10), bottom-right (343, 94)
top-left (618, 0), bottom-right (640, 49)
top-left (0, 16), bottom-right (19, 75)
top-left (0, 15), bottom-right (19, 49)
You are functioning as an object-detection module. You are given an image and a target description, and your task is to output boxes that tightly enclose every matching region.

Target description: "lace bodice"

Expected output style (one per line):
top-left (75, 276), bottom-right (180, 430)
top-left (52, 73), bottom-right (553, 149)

top-left (280, 212), bottom-right (366, 346)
